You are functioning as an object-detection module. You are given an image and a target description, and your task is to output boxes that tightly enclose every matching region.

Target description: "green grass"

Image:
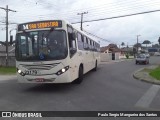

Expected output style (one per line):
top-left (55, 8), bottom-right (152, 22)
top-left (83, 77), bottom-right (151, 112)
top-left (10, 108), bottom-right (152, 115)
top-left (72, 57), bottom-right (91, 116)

top-left (0, 66), bottom-right (16, 74)
top-left (149, 67), bottom-right (160, 80)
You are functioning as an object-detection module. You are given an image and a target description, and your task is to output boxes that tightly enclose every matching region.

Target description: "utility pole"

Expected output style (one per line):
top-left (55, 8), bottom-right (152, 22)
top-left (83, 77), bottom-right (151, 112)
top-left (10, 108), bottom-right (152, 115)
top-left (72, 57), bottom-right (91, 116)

top-left (77, 12), bottom-right (88, 31)
top-left (0, 5), bottom-right (16, 66)
top-left (136, 35), bottom-right (141, 54)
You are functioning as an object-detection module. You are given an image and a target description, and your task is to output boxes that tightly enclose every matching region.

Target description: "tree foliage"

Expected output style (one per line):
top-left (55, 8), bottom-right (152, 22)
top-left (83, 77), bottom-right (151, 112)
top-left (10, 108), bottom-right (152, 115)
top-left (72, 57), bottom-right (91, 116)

top-left (152, 44), bottom-right (159, 48)
top-left (142, 40), bottom-right (151, 44)
top-left (121, 42), bottom-right (125, 46)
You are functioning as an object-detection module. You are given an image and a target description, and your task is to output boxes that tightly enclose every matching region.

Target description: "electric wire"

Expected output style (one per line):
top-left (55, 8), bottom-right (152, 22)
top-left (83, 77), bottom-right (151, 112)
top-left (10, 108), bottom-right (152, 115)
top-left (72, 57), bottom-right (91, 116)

top-left (72, 9), bottom-right (160, 24)
top-left (9, 0), bottom-right (160, 17)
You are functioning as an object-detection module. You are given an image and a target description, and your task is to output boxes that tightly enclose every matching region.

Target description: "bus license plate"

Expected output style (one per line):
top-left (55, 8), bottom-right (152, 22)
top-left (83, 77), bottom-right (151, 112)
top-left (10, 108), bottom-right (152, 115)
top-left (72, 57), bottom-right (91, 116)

top-left (35, 78), bottom-right (44, 82)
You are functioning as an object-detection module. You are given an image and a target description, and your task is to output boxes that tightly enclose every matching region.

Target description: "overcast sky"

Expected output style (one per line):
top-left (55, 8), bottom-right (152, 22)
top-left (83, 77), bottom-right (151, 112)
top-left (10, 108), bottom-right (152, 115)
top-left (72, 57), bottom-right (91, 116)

top-left (0, 0), bottom-right (160, 47)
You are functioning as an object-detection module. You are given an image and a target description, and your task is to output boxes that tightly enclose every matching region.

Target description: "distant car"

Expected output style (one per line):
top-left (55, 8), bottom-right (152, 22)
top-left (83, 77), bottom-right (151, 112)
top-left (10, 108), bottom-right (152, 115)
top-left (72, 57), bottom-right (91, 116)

top-left (154, 52), bottom-right (160, 56)
top-left (145, 53), bottom-right (150, 58)
top-left (135, 54), bottom-right (149, 64)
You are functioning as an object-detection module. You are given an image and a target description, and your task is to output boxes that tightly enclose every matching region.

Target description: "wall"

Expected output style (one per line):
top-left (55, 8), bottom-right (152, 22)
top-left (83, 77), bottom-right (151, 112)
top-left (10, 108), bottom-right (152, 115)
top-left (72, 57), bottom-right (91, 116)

top-left (100, 53), bottom-right (112, 62)
top-left (100, 53), bottom-right (120, 62)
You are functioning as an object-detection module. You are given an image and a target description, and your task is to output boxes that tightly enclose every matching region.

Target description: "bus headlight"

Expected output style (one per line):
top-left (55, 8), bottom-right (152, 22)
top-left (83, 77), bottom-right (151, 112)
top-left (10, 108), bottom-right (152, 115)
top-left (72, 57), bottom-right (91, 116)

top-left (17, 68), bottom-right (25, 76)
top-left (18, 69), bottom-right (22, 74)
top-left (56, 66), bottom-right (69, 76)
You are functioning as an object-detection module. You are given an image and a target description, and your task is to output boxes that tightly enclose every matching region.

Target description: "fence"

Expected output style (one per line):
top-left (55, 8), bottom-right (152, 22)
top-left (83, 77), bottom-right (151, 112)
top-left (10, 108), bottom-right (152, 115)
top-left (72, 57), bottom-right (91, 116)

top-left (0, 56), bottom-right (16, 67)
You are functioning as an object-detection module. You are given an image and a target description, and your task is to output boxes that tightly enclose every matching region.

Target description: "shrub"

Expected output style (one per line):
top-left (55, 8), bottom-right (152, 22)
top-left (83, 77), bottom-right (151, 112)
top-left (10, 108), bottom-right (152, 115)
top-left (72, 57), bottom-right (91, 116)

top-left (125, 54), bottom-right (129, 59)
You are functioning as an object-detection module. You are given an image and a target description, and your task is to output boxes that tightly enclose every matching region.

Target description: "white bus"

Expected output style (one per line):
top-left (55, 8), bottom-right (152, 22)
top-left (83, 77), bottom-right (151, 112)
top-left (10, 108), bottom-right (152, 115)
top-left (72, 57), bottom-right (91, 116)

top-left (15, 20), bottom-right (100, 84)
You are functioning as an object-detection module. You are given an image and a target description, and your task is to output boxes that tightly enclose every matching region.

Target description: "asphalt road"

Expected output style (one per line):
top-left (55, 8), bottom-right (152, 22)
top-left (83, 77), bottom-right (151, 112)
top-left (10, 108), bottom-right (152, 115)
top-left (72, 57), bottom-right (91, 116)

top-left (0, 56), bottom-right (160, 120)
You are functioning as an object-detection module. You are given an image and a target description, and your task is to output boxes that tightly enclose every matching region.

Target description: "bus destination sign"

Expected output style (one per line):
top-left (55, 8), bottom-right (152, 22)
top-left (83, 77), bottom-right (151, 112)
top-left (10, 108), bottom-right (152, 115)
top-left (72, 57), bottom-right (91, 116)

top-left (18, 20), bottom-right (62, 31)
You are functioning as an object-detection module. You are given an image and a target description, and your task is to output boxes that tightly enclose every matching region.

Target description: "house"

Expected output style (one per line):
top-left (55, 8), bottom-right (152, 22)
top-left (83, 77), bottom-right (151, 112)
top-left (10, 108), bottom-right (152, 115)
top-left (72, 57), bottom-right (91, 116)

top-left (100, 44), bottom-right (122, 54)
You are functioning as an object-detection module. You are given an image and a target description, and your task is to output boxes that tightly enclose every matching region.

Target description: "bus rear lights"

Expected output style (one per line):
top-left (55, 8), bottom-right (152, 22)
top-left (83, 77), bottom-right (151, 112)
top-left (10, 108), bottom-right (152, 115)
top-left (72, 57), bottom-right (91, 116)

top-left (56, 66), bottom-right (69, 75)
top-left (17, 68), bottom-right (25, 76)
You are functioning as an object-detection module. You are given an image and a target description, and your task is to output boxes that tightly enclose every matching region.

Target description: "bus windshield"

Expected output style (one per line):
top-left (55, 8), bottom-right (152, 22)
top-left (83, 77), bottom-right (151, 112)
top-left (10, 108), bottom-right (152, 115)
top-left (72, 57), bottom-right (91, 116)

top-left (16, 30), bottom-right (68, 61)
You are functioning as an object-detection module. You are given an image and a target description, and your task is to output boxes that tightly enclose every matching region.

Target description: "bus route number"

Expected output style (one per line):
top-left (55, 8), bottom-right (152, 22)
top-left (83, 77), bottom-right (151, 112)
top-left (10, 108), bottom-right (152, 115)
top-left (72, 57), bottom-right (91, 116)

top-left (25, 70), bottom-right (38, 75)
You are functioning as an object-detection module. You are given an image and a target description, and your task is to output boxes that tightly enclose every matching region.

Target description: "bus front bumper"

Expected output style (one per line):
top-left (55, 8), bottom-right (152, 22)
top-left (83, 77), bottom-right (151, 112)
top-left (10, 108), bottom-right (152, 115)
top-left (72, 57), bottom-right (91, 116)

top-left (17, 72), bottom-right (71, 83)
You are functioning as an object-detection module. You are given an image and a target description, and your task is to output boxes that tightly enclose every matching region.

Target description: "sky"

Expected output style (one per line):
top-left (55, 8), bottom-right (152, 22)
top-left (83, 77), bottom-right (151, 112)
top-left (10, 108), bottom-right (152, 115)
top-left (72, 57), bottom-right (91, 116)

top-left (0, 0), bottom-right (160, 47)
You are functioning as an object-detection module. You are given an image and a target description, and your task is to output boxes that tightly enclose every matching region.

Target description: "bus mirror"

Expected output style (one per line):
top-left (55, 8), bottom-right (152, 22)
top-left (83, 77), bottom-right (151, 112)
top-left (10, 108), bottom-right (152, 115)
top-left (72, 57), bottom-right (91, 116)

top-left (72, 33), bottom-right (76, 40)
top-left (69, 33), bottom-right (76, 41)
top-left (70, 48), bottom-right (76, 55)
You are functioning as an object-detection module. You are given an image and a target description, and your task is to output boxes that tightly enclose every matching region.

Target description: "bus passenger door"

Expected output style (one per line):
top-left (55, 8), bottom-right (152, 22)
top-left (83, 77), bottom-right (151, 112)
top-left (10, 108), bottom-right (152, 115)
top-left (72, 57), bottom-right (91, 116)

top-left (68, 25), bottom-right (78, 81)
top-left (69, 38), bottom-right (79, 81)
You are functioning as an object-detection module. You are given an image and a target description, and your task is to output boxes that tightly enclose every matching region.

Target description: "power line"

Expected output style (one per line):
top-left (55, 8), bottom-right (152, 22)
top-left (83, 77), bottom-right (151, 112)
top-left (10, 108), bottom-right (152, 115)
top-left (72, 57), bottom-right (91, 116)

top-left (13, 1), bottom-right (159, 18)
top-left (83, 29), bottom-right (115, 44)
top-left (9, 1), bottom-right (160, 24)
top-left (72, 9), bottom-right (160, 24)
top-left (7, 1), bottom-right (155, 15)
top-left (9, 0), bottom-right (160, 19)
top-left (25, 0), bottom-right (157, 16)
top-left (84, 2), bottom-right (160, 17)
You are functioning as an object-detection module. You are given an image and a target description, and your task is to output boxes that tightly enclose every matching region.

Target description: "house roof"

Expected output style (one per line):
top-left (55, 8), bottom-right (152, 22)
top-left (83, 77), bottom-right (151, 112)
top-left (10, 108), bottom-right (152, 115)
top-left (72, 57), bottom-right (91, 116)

top-left (100, 46), bottom-right (110, 52)
top-left (100, 44), bottom-right (121, 52)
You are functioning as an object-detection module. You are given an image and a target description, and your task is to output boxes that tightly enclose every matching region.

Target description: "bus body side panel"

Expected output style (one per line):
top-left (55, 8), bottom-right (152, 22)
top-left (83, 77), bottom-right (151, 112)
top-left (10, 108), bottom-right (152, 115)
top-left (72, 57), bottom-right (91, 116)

top-left (68, 51), bottom-right (82, 82)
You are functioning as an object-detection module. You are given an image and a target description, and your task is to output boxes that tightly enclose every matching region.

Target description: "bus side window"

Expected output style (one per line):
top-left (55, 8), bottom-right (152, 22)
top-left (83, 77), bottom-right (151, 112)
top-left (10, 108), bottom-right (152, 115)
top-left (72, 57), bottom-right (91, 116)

top-left (77, 33), bottom-right (84, 50)
top-left (67, 25), bottom-right (77, 57)
top-left (88, 39), bottom-right (92, 50)
top-left (95, 43), bottom-right (98, 52)
top-left (84, 36), bottom-right (88, 50)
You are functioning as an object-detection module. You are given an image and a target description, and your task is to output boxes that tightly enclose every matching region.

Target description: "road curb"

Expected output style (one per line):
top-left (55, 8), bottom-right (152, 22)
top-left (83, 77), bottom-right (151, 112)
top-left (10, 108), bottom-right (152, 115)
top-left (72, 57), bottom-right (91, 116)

top-left (133, 66), bottom-right (160, 85)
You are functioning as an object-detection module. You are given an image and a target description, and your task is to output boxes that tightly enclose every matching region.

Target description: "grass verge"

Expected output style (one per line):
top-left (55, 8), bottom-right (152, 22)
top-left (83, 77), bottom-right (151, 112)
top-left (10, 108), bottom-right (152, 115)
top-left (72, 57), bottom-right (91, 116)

top-left (142, 68), bottom-right (152, 72)
top-left (0, 66), bottom-right (16, 75)
top-left (149, 67), bottom-right (160, 80)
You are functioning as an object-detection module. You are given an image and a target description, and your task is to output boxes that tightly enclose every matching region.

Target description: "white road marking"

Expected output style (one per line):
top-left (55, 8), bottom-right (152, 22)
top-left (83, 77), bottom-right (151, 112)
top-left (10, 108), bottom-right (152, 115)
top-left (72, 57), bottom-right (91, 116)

top-left (135, 85), bottom-right (160, 108)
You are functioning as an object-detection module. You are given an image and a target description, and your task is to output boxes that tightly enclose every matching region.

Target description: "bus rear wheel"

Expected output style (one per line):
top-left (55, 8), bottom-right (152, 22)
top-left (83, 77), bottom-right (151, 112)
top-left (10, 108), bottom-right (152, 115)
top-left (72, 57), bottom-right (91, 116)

top-left (74, 66), bottom-right (83, 84)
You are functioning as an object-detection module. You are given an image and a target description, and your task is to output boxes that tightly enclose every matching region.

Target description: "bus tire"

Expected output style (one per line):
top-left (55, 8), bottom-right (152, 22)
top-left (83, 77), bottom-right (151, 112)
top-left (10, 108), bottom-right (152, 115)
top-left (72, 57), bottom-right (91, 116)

top-left (74, 66), bottom-right (83, 84)
top-left (93, 61), bottom-right (97, 71)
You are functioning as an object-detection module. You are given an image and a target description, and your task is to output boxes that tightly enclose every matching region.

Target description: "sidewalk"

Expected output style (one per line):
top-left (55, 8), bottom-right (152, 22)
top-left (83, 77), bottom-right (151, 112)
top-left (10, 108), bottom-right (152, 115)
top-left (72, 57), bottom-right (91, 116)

top-left (133, 65), bottom-right (160, 85)
top-left (0, 75), bottom-right (16, 81)
top-left (100, 58), bottom-right (133, 64)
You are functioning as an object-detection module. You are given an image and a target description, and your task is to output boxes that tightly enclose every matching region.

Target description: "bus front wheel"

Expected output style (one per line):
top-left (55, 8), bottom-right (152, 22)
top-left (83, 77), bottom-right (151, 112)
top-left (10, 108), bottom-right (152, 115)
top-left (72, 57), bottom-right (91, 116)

top-left (74, 66), bottom-right (83, 84)
top-left (93, 61), bottom-right (97, 71)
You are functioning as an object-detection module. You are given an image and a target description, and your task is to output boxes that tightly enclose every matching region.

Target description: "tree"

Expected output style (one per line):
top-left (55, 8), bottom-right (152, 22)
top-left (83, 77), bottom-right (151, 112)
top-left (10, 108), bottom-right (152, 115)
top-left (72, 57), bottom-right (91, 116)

top-left (142, 40), bottom-right (151, 47)
top-left (121, 42), bottom-right (125, 48)
top-left (152, 44), bottom-right (159, 48)
top-left (108, 44), bottom-right (118, 48)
